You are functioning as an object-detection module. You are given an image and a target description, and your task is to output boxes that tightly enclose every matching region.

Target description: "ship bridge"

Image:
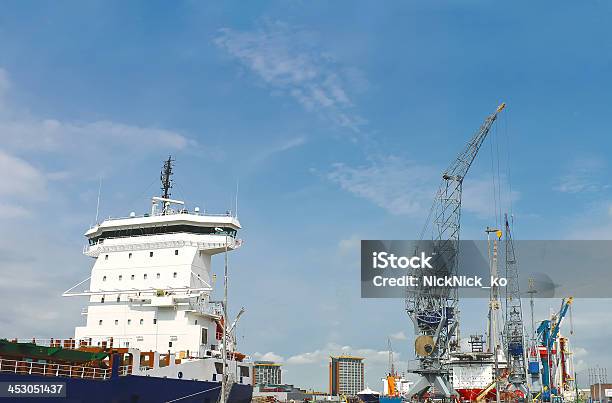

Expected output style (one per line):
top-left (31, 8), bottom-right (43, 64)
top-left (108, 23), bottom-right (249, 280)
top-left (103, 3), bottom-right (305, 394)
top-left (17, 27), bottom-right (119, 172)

top-left (84, 198), bottom-right (241, 258)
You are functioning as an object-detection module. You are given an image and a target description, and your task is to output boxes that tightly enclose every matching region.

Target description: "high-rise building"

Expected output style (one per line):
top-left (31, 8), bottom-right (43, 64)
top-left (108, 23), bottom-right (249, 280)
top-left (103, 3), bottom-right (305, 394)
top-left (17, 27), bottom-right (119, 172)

top-left (329, 355), bottom-right (364, 396)
top-left (253, 361), bottom-right (282, 385)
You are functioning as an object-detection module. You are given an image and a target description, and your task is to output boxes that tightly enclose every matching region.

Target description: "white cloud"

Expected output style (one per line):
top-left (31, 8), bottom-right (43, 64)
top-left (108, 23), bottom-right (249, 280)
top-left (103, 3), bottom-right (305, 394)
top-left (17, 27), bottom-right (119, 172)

top-left (287, 342), bottom-right (397, 366)
top-left (554, 157), bottom-right (609, 194)
top-left (253, 136), bottom-right (307, 164)
top-left (0, 150), bottom-right (47, 217)
top-left (287, 348), bottom-right (327, 365)
top-left (214, 21), bottom-right (365, 132)
top-left (389, 331), bottom-right (408, 341)
top-left (253, 351), bottom-right (285, 363)
top-left (0, 118), bottom-right (191, 154)
top-left (0, 150), bottom-right (46, 199)
top-left (0, 67), bottom-right (194, 182)
top-left (327, 156), bottom-right (518, 219)
top-left (327, 156), bottom-right (438, 216)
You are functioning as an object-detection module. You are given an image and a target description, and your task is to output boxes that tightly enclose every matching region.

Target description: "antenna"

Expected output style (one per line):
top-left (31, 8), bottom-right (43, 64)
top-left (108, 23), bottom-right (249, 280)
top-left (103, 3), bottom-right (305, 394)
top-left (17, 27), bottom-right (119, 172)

top-left (160, 156), bottom-right (174, 214)
top-left (95, 176), bottom-right (102, 224)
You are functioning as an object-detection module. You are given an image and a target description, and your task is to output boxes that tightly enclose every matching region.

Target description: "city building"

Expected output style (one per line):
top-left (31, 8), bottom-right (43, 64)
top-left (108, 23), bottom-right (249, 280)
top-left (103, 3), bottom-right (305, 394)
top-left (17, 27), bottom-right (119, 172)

top-left (254, 361), bottom-right (282, 385)
top-left (329, 355), bottom-right (364, 396)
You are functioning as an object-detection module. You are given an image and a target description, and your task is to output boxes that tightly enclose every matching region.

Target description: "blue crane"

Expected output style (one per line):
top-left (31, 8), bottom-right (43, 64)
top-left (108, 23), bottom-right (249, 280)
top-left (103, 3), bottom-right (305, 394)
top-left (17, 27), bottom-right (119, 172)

top-left (535, 297), bottom-right (574, 402)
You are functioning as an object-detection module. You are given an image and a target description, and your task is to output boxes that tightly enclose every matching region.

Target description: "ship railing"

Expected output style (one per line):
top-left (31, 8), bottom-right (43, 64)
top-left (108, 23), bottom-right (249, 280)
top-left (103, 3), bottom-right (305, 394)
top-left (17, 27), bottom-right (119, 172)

top-left (9, 338), bottom-right (80, 349)
top-left (188, 299), bottom-right (223, 317)
top-left (118, 364), bottom-right (133, 376)
top-left (0, 358), bottom-right (111, 380)
top-left (8, 337), bottom-right (133, 350)
top-left (91, 210), bottom-right (236, 227)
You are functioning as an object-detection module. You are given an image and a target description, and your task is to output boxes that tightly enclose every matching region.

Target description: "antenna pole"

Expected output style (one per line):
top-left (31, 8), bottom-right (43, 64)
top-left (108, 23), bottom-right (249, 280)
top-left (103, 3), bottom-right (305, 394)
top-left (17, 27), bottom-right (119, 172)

top-left (160, 156), bottom-right (174, 214)
top-left (95, 176), bottom-right (102, 224)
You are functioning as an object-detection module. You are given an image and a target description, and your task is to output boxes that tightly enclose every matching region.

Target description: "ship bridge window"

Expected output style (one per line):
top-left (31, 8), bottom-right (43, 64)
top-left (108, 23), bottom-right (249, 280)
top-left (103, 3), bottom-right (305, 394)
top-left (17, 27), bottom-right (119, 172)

top-left (149, 251), bottom-right (154, 257)
top-left (175, 249), bottom-right (179, 255)
top-left (89, 225), bottom-right (238, 244)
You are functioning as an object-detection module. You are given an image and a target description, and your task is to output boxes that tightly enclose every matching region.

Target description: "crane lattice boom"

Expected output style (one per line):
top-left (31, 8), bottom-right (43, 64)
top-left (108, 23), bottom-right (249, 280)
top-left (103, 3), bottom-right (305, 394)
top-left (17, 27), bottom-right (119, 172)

top-left (406, 103), bottom-right (505, 399)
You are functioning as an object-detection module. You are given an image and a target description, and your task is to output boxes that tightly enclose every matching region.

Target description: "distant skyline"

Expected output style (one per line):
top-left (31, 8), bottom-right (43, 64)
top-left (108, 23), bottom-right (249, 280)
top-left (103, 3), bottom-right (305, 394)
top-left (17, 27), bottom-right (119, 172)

top-left (1, 1), bottom-right (611, 391)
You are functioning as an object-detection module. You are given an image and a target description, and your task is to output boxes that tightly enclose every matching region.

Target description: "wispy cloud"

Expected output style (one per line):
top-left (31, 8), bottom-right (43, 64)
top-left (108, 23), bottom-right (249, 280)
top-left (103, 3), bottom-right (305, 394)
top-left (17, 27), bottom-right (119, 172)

top-left (0, 68), bottom-right (194, 181)
top-left (214, 21), bottom-right (366, 132)
top-left (326, 156), bottom-right (438, 216)
top-left (554, 157), bottom-right (609, 194)
top-left (0, 150), bottom-right (48, 218)
top-left (252, 136), bottom-right (306, 164)
top-left (327, 156), bottom-right (518, 219)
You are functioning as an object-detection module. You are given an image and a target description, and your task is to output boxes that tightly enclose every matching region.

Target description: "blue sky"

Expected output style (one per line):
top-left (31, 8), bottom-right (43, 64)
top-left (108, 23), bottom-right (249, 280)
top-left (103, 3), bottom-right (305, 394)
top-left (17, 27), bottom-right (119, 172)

top-left (1, 0), bottom-right (611, 391)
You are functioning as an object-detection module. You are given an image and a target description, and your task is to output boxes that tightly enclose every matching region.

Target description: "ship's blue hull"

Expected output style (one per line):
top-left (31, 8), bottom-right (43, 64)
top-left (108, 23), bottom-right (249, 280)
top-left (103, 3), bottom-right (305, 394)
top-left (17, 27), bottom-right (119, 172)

top-left (357, 393), bottom-right (380, 403)
top-left (0, 372), bottom-right (252, 403)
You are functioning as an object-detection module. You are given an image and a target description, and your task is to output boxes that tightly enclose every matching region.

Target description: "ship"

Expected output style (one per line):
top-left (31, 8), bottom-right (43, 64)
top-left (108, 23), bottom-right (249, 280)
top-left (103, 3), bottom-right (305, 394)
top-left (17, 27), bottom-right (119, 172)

top-left (0, 157), bottom-right (253, 403)
top-left (356, 387), bottom-right (380, 403)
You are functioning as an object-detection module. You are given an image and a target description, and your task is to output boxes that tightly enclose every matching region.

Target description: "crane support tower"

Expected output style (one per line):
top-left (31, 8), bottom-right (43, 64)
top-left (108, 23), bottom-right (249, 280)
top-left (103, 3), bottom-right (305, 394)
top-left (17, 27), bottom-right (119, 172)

top-left (504, 214), bottom-right (529, 396)
top-left (406, 103), bottom-right (505, 400)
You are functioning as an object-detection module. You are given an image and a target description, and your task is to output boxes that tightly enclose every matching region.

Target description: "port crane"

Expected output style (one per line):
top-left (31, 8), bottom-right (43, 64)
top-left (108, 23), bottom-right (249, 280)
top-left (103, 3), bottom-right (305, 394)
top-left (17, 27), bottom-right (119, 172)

top-left (504, 214), bottom-right (529, 396)
top-left (406, 103), bottom-right (505, 399)
top-left (533, 297), bottom-right (574, 402)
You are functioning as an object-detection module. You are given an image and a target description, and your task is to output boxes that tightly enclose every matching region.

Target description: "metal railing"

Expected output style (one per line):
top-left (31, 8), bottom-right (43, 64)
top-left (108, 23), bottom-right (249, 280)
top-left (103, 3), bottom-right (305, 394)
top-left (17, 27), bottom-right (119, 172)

top-left (8, 337), bottom-right (133, 350)
top-left (8, 338), bottom-right (80, 349)
top-left (118, 364), bottom-right (133, 376)
top-left (188, 299), bottom-right (223, 317)
top-left (91, 210), bottom-right (236, 227)
top-left (0, 358), bottom-right (111, 380)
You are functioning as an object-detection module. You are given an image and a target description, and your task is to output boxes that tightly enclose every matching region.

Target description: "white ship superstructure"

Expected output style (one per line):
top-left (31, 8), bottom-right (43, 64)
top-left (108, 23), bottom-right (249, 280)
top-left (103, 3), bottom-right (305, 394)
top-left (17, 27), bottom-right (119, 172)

top-left (60, 158), bottom-right (252, 386)
top-left (71, 202), bottom-right (237, 356)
